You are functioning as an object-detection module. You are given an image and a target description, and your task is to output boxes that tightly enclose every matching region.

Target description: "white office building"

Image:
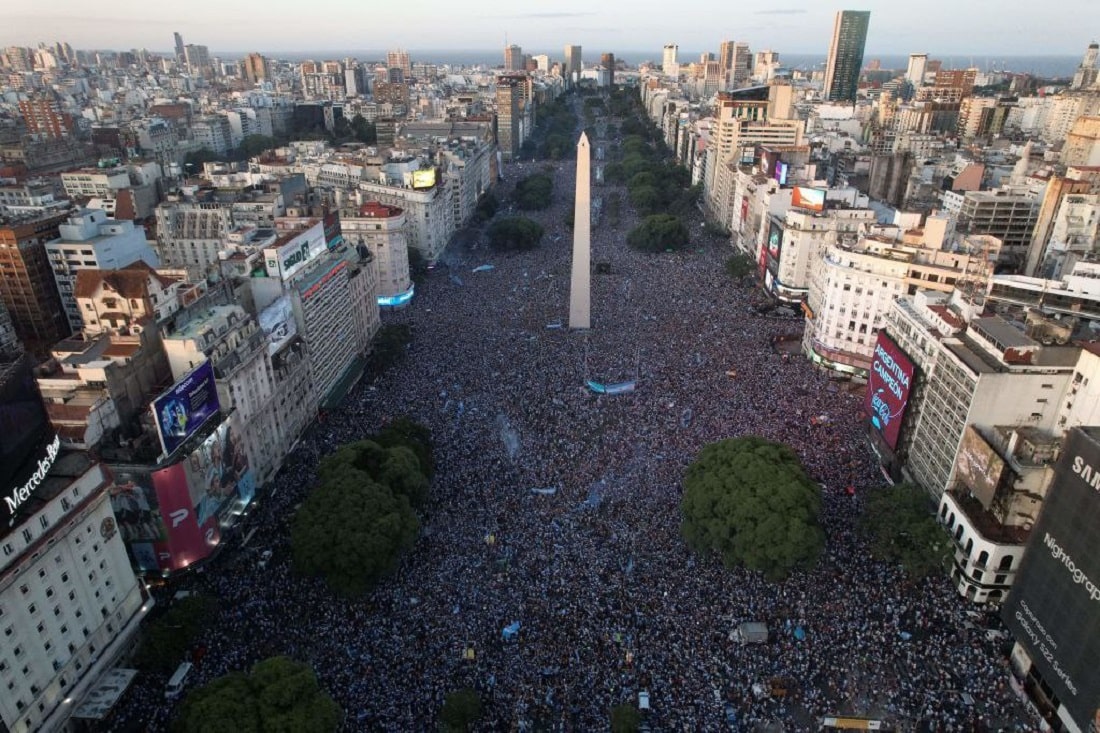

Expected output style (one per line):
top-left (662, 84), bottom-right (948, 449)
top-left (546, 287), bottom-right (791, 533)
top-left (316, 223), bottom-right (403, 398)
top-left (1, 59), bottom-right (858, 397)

top-left (46, 209), bottom-right (159, 332)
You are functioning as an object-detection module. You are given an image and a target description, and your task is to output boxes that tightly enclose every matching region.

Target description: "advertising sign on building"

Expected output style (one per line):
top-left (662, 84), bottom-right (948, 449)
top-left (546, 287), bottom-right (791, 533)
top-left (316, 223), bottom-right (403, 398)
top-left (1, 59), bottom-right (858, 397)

top-left (150, 463), bottom-right (207, 572)
top-left (109, 468), bottom-right (170, 572)
top-left (864, 331), bottom-right (916, 450)
top-left (411, 168), bottom-right (437, 189)
top-left (1002, 427), bottom-right (1100, 730)
top-left (955, 426), bottom-right (1007, 509)
top-left (258, 295), bottom-right (298, 355)
top-left (792, 186), bottom-right (826, 212)
top-left (182, 420), bottom-right (253, 529)
top-left (323, 210), bottom-right (344, 250)
top-left (151, 360), bottom-right (220, 458)
top-left (2, 354), bottom-right (52, 510)
top-left (263, 221), bottom-right (327, 281)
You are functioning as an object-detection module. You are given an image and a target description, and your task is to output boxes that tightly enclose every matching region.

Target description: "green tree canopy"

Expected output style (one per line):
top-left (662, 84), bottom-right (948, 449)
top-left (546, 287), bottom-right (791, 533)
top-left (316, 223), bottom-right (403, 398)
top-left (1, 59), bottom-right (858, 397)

top-left (627, 214), bottom-right (690, 252)
top-left (513, 173), bottom-right (554, 210)
top-left (134, 595), bottom-right (215, 673)
top-left (725, 253), bottom-right (754, 280)
top-left (610, 703), bottom-right (642, 733)
top-left (291, 443), bottom-right (422, 596)
top-left (372, 416), bottom-right (435, 480)
top-left (861, 482), bottom-right (952, 579)
top-left (681, 436), bottom-right (825, 580)
top-left (174, 657), bottom-right (341, 733)
top-left (369, 323), bottom-right (413, 376)
top-left (629, 185), bottom-right (662, 214)
top-left (488, 216), bottom-right (544, 252)
top-left (439, 687), bottom-right (482, 732)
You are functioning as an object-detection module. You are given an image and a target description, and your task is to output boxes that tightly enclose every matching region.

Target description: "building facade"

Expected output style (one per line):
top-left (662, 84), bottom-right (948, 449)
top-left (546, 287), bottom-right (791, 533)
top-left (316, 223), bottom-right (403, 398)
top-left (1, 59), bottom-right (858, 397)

top-left (823, 10), bottom-right (871, 103)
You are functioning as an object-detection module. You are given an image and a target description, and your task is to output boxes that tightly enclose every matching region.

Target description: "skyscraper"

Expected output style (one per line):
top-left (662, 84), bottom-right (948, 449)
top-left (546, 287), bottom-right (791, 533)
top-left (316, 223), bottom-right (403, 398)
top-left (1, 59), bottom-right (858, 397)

top-left (823, 10), bottom-right (871, 103)
top-left (504, 44), bottom-right (523, 71)
top-left (731, 42), bottom-right (753, 89)
top-left (718, 40), bottom-right (736, 87)
top-left (386, 49), bottom-right (411, 79)
top-left (173, 31), bottom-right (184, 64)
top-left (563, 45), bottom-right (582, 86)
top-left (906, 53), bottom-right (928, 88)
top-left (662, 44), bottom-right (678, 74)
top-left (600, 53), bottom-right (615, 88)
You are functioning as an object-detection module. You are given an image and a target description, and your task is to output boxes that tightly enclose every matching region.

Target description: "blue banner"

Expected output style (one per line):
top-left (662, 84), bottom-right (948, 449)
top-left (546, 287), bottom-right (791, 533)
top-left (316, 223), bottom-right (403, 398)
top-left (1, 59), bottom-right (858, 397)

top-left (586, 380), bottom-right (637, 395)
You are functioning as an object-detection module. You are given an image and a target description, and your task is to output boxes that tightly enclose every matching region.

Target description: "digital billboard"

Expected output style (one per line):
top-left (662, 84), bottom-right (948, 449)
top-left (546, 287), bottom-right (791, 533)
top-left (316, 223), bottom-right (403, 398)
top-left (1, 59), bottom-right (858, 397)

top-left (1003, 427), bottom-right (1100, 730)
top-left (411, 168), bottom-right (437, 189)
top-left (323, 210), bottom-right (343, 250)
top-left (775, 161), bottom-right (790, 186)
top-left (954, 426), bottom-right (1007, 510)
top-left (182, 419), bottom-right (253, 529)
top-left (109, 468), bottom-right (170, 572)
top-left (263, 221), bottom-right (328, 281)
top-left (792, 186), bottom-right (826, 212)
top-left (864, 331), bottom-right (915, 450)
top-left (765, 220), bottom-right (783, 263)
top-left (150, 463), bottom-right (209, 571)
top-left (151, 360), bottom-right (220, 458)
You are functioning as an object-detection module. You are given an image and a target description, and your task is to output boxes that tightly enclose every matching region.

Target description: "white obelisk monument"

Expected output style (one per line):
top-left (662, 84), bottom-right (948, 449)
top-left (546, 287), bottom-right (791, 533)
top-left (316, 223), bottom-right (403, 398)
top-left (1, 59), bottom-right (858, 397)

top-left (569, 132), bottom-right (592, 329)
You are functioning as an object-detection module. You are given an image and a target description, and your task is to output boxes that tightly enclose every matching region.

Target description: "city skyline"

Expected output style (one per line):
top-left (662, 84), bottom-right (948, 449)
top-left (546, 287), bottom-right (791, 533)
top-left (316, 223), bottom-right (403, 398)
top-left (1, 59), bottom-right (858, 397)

top-left (1, 0), bottom-right (1096, 56)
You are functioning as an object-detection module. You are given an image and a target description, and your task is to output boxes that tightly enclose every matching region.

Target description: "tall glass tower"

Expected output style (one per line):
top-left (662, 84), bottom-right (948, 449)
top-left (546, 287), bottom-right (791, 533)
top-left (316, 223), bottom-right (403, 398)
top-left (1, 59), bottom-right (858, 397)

top-left (823, 10), bottom-right (871, 103)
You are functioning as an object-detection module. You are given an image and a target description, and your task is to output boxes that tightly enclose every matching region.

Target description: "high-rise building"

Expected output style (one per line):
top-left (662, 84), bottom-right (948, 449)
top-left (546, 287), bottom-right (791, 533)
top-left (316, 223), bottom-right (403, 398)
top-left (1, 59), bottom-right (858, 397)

top-left (242, 52), bottom-right (271, 84)
top-left (45, 209), bottom-right (159, 332)
top-left (17, 96), bottom-right (73, 140)
top-left (1071, 41), bottom-right (1099, 89)
top-left (504, 44), bottom-right (523, 72)
top-left (731, 42), bottom-right (753, 89)
top-left (563, 44), bottom-right (582, 86)
top-left (718, 41), bottom-right (736, 87)
top-left (386, 49), bottom-right (411, 79)
top-left (0, 211), bottom-right (71, 351)
top-left (662, 44), bottom-right (678, 74)
top-left (495, 75), bottom-right (524, 161)
top-left (173, 31), bottom-right (185, 64)
top-left (600, 53), bottom-right (615, 88)
top-left (906, 53), bottom-right (928, 88)
top-left (823, 10), bottom-right (871, 103)
top-left (753, 50), bottom-right (779, 82)
top-left (183, 44), bottom-right (210, 76)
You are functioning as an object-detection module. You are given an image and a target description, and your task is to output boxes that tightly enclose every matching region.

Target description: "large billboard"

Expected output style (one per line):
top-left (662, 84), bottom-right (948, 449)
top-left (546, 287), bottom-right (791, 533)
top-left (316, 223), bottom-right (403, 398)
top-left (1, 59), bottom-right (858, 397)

top-left (955, 426), bottom-right (1007, 509)
top-left (109, 468), bottom-right (171, 572)
top-left (411, 168), bottom-right (437, 189)
top-left (151, 361), bottom-right (220, 458)
top-left (150, 463), bottom-right (210, 571)
top-left (864, 331), bottom-right (916, 450)
top-left (1003, 427), bottom-right (1100, 729)
top-left (182, 419), bottom-right (254, 529)
top-left (323, 210), bottom-right (343, 250)
top-left (767, 220), bottom-right (783, 263)
top-left (792, 186), bottom-right (826, 212)
top-left (263, 221), bottom-right (327, 281)
top-left (1, 354), bottom-right (52, 508)
top-left (258, 295), bottom-right (298, 355)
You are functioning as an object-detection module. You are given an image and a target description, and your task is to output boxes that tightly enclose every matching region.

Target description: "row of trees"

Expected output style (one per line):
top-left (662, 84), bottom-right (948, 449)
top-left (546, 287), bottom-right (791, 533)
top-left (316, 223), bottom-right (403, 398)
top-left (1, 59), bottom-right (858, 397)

top-left (680, 436), bottom-right (951, 581)
top-left (520, 96), bottom-right (579, 160)
top-left (290, 418), bottom-right (434, 596)
top-left (512, 172), bottom-right (554, 211)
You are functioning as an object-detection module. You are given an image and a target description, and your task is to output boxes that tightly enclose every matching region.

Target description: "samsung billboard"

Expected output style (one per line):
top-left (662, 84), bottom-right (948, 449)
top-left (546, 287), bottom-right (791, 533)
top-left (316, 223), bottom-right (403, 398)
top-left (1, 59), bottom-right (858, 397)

top-left (151, 360), bottom-right (221, 458)
top-left (1002, 427), bottom-right (1100, 731)
top-left (864, 331), bottom-right (916, 450)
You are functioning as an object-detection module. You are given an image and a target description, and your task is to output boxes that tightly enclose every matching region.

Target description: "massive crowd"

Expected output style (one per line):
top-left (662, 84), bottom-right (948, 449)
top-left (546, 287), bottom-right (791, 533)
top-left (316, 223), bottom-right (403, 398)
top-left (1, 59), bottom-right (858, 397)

top-left (106, 118), bottom-right (1039, 732)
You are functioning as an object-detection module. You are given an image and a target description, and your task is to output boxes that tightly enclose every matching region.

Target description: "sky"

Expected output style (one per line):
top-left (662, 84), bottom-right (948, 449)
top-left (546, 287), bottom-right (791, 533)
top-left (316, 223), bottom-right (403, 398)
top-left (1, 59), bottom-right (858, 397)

top-left (2, 0), bottom-right (1095, 58)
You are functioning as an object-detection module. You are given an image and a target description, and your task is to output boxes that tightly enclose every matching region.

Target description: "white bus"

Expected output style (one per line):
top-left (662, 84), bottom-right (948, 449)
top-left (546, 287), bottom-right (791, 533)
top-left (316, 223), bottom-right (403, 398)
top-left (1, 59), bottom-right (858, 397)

top-left (165, 661), bottom-right (193, 699)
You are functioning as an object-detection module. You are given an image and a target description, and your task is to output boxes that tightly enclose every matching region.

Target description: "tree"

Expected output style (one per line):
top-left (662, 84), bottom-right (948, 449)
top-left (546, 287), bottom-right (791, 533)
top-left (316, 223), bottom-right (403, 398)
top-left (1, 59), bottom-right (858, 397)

top-left (627, 214), bottom-right (689, 252)
top-left (439, 688), bottom-right (482, 732)
top-left (370, 324), bottom-right (413, 375)
top-left (861, 482), bottom-right (952, 579)
top-left (473, 192), bottom-right (499, 224)
top-left (512, 173), bottom-right (554, 211)
top-left (407, 247), bottom-right (428, 283)
top-left (318, 439), bottom-right (430, 508)
top-left (183, 148), bottom-right (220, 171)
top-left (681, 437), bottom-right (825, 580)
top-left (373, 416), bottom-right (435, 480)
top-left (291, 445), bottom-right (421, 596)
top-left (238, 134), bottom-right (278, 159)
top-left (134, 595), bottom-right (215, 673)
top-left (488, 217), bottom-right (544, 252)
top-left (610, 703), bottom-right (642, 733)
top-left (725, 253), bottom-right (754, 280)
top-left (175, 656), bottom-right (341, 733)
top-left (350, 114), bottom-right (376, 144)
top-left (628, 185), bottom-right (662, 214)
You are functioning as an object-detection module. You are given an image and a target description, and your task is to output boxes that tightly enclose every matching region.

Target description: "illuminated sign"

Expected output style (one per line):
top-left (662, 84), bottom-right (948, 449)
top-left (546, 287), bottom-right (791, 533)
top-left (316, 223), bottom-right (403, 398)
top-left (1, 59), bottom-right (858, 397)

top-left (377, 283), bottom-right (416, 307)
top-left (1002, 428), bottom-right (1100, 729)
top-left (411, 169), bottom-right (436, 189)
top-left (151, 361), bottom-right (221, 458)
top-left (264, 221), bottom-right (328, 281)
top-left (863, 331), bottom-right (915, 450)
top-left (955, 426), bottom-right (1006, 509)
top-left (3, 434), bottom-right (61, 518)
top-left (792, 186), bottom-right (826, 212)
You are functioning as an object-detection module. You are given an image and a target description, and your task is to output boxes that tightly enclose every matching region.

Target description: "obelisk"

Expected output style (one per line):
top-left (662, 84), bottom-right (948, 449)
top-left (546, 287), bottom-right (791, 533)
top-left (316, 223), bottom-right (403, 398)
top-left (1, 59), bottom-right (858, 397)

top-left (569, 132), bottom-right (592, 329)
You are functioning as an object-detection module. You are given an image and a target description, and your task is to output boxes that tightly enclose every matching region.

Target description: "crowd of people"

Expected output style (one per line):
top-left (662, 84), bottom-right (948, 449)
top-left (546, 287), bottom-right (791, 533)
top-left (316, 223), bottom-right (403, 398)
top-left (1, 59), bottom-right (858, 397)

top-left (106, 117), bottom-right (1039, 732)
